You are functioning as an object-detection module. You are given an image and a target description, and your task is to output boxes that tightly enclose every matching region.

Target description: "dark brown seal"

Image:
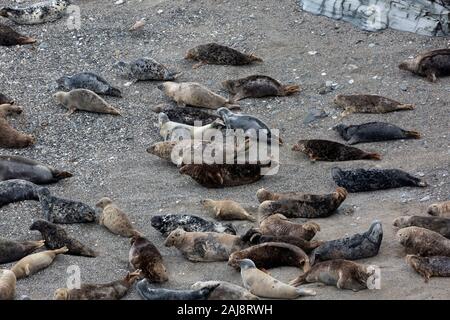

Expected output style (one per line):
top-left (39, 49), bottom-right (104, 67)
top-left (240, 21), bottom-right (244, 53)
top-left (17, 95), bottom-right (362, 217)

top-left (0, 104), bottom-right (35, 148)
top-left (0, 23), bottom-right (36, 46)
top-left (257, 188), bottom-right (347, 218)
top-left (406, 255), bottom-right (450, 282)
top-left (150, 103), bottom-right (219, 126)
top-left (259, 213), bottom-right (320, 241)
top-left (228, 242), bottom-right (310, 272)
top-left (399, 49), bottom-right (450, 82)
top-left (185, 43), bottom-right (262, 68)
top-left (129, 236), bottom-right (168, 283)
top-left (292, 139), bottom-right (381, 161)
top-left (393, 216), bottom-right (450, 238)
top-left (222, 75), bottom-right (300, 101)
top-left (0, 238), bottom-right (45, 264)
top-left (397, 226), bottom-right (450, 256)
top-left (334, 94), bottom-right (414, 116)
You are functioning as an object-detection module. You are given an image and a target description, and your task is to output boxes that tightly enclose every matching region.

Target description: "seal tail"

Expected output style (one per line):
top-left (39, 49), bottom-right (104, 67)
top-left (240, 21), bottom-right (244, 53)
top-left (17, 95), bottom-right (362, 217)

top-left (405, 130), bottom-right (421, 139)
top-left (18, 37), bottom-right (37, 45)
top-left (108, 106), bottom-right (122, 116)
top-left (248, 53), bottom-right (263, 63)
top-left (53, 170), bottom-right (73, 181)
top-left (398, 104), bottom-right (415, 111)
top-left (289, 273), bottom-right (307, 287)
top-left (296, 288), bottom-right (316, 296)
top-left (282, 85), bottom-right (300, 96)
top-left (363, 152), bottom-right (382, 160)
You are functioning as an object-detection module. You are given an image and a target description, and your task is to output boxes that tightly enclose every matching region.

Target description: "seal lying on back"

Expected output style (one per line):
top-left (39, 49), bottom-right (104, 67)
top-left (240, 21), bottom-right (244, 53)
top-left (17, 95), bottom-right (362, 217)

top-left (54, 271), bottom-right (140, 300)
top-left (228, 242), bottom-right (311, 272)
top-left (137, 278), bottom-right (219, 300)
top-left (151, 214), bottom-right (236, 236)
top-left (0, 104), bottom-right (35, 148)
top-left (129, 236), bottom-right (168, 283)
top-left (0, 238), bottom-right (45, 264)
top-left (113, 58), bottom-right (180, 82)
top-left (11, 247), bottom-right (68, 279)
top-left (292, 139), bottom-right (381, 161)
top-left (333, 122), bottom-right (421, 145)
top-left (37, 188), bottom-right (97, 224)
top-left (428, 200), bottom-right (450, 218)
top-left (0, 155), bottom-right (72, 184)
top-left (259, 214), bottom-right (320, 241)
top-left (150, 104), bottom-right (219, 126)
top-left (331, 167), bottom-right (427, 192)
top-left (399, 49), bottom-right (450, 82)
top-left (164, 228), bottom-right (246, 262)
top-left (53, 89), bottom-right (121, 116)
top-left (257, 188), bottom-right (347, 218)
top-left (0, 269), bottom-right (16, 300)
top-left (185, 43), bottom-right (262, 69)
top-left (238, 259), bottom-right (315, 299)
top-left (334, 94), bottom-right (414, 116)
top-left (406, 255), bottom-right (450, 282)
top-left (56, 72), bottom-right (122, 97)
top-left (0, 0), bottom-right (70, 25)
top-left (310, 221), bottom-right (383, 264)
top-left (222, 75), bottom-right (300, 101)
top-left (241, 228), bottom-right (323, 253)
top-left (158, 82), bottom-right (239, 109)
top-left (0, 180), bottom-right (44, 208)
top-left (290, 259), bottom-right (377, 291)
top-left (393, 216), bottom-right (450, 238)
top-left (397, 226), bottom-right (450, 257)
top-left (0, 24), bottom-right (36, 46)
top-left (30, 220), bottom-right (97, 257)
top-left (180, 163), bottom-right (266, 188)
top-left (191, 280), bottom-right (258, 300)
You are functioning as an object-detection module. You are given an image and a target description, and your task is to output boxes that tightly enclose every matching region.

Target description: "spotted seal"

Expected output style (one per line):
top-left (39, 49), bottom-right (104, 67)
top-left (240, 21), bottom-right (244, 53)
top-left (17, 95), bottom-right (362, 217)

top-left (428, 200), bottom-right (450, 218)
top-left (397, 226), bottom-right (450, 257)
top-left (259, 214), bottom-right (320, 241)
top-left (399, 49), bottom-right (450, 82)
top-left (129, 236), bottom-right (168, 283)
top-left (11, 247), bottom-right (68, 279)
top-left (150, 103), bottom-right (219, 126)
top-left (113, 57), bottom-right (181, 82)
top-left (0, 238), bottom-right (45, 264)
top-left (200, 199), bottom-right (256, 222)
top-left (191, 281), bottom-right (258, 300)
top-left (53, 89), bottom-right (121, 116)
top-left (334, 94), bottom-right (414, 116)
top-left (56, 72), bottom-right (122, 97)
top-left (137, 278), bottom-right (219, 300)
top-left (406, 255), bottom-right (450, 282)
top-left (0, 179), bottom-right (44, 208)
top-left (393, 216), bottom-right (450, 238)
top-left (0, 0), bottom-right (70, 25)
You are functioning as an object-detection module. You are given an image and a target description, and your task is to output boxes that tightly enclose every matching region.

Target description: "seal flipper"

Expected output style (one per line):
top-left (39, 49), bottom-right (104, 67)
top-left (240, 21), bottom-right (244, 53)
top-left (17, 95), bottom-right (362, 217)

top-left (51, 169), bottom-right (73, 181)
top-left (17, 36), bottom-right (36, 45)
top-left (281, 84), bottom-right (301, 96)
top-left (106, 87), bottom-right (122, 98)
top-left (404, 130), bottom-right (421, 139)
top-left (362, 152), bottom-right (382, 160)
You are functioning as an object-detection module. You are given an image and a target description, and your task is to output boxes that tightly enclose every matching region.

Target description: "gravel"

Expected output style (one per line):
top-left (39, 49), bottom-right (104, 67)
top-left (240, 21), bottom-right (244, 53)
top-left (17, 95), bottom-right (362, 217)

top-left (0, 0), bottom-right (449, 300)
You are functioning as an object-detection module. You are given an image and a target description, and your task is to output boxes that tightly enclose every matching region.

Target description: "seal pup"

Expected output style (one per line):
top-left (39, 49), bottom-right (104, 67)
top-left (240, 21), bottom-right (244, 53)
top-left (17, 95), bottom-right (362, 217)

top-left (0, 269), bottom-right (16, 300)
top-left (222, 75), bottom-right (300, 101)
top-left (399, 49), bottom-right (450, 82)
top-left (38, 188), bottom-right (97, 224)
top-left (56, 72), bottom-right (122, 97)
top-left (158, 112), bottom-right (224, 141)
top-left (0, 93), bottom-right (14, 105)
top-left (257, 188), bottom-right (348, 219)
top-left (158, 82), bottom-right (239, 110)
top-left (310, 221), bottom-right (383, 264)
top-left (241, 229), bottom-right (323, 253)
top-left (428, 200), bottom-right (450, 218)
top-left (180, 163), bottom-right (265, 188)
top-left (259, 214), bottom-right (320, 241)
top-left (334, 94), bottom-right (414, 117)
top-left (333, 122), bottom-right (421, 145)
top-left (191, 280), bottom-right (258, 300)
top-left (137, 278), bottom-right (219, 300)
top-left (292, 139), bottom-right (381, 161)
top-left (53, 271), bottom-right (141, 300)
top-left (406, 255), bottom-right (450, 282)
top-left (11, 247), bottom-right (68, 279)
top-left (397, 226), bottom-right (450, 257)
top-left (53, 89), bottom-right (121, 116)
top-left (185, 43), bottom-right (262, 68)
top-left (129, 236), bottom-right (168, 283)
top-left (290, 259), bottom-right (376, 291)
top-left (96, 197), bottom-right (141, 238)
top-left (0, 238), bottom-right (45, 264)
top-left (113, 58), bottom-right (180, 82)
top-left (0, 155), bottom-right (72, 184)
top-left (200, 199), bottom-right (256, 222)
top-left (0, 0), bottom-right (70, 25)
top-left (29, 219), bottom-right (97, 257)
top-left (164, 228), bottom-right (246, 262)
top-left (0, 179), bottom-right (44, 208)
top-left (393, 216), bottom-right (450, 238)
top-left (0, 24), bottom-right (36, 46)
top-left (229, 242), bottom-right (311, 272)
top-left (0, 104), bottom-right (35, 148)
top-left (238, 259), bottom-right (316, 299)
top-left (331, 167), bottom-right (427, 192)
top-left (151, 214), bottom-right (236, 236)
top-left (150, 103), bottom-right (219, 126)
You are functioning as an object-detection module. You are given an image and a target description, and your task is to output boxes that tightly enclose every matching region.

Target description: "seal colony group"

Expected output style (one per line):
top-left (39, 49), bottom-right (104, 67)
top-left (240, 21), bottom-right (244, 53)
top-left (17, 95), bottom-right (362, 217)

top-left (0, 0), bottom-right (448, 301)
